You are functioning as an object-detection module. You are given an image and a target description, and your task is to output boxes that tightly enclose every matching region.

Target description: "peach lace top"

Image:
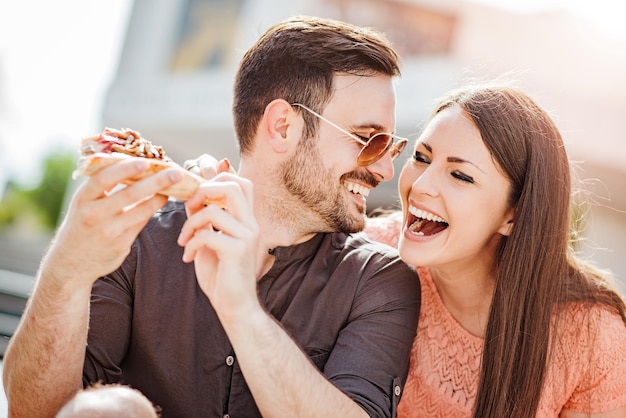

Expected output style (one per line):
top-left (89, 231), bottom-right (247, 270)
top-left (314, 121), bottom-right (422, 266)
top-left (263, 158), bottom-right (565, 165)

top-left (363, 213), bottom-right (626, 417)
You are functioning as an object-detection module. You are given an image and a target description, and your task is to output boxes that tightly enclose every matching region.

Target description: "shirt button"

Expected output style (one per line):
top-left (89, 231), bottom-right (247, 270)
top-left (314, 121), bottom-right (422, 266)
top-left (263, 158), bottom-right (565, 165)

top-left (223, 415), bottom-right (230, 418)
top-left (394, 385), bottom-right (401, 397)
top-left (225, 355), bottom-right (234, 366)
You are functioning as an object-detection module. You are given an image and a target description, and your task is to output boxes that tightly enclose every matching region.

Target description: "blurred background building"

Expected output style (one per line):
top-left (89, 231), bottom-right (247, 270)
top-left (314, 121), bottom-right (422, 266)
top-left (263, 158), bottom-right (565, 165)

top-left (0, 0), bottom-right (625, 382)
top-left (101, 0), bottom-right (626, 282)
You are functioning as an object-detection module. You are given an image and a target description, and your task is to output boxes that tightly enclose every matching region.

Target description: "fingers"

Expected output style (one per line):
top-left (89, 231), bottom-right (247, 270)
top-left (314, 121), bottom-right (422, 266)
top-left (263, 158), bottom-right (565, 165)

top-left (79, 159), bottom-right (184, 206)
top-left (70, 162), bottom-right (180, 239)
top-left (183, 155), bottom-right (235, 180)
top-left (178, 208), bottom-right (243, 263)
top-left (217, 158), bottom-right (235, 174)
top-left (79, 159), bottom-right (150, 201)
top-left (68, 161), bottom-right (184, 245)
top-left (178, 175), bottom-right (256, 252)
top-left (184, 174), bottom-right (253, 219)
top-left (183, 154), bottom-right (218, 178)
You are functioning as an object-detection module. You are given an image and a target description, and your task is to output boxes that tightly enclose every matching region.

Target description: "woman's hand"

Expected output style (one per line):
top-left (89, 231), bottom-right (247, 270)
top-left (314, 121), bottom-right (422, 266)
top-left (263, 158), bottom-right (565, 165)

top-left (183, 155), bottom-right (235, 180)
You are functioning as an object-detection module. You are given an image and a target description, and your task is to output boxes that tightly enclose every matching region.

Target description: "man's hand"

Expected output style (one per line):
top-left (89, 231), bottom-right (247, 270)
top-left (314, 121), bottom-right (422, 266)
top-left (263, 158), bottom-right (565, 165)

top-left (178, 173), bottom-right (259, 322)
top-left (47, 159), bottom-right (185, 289)
top-left (3, 158), bottom-right (185, 418)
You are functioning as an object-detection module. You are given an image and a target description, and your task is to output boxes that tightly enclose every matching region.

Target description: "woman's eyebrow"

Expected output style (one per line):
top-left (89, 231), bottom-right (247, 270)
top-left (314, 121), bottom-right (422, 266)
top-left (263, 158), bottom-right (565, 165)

top-left (420, 141), bottom-right (485, 173)
top-left (447, 156), bottom-right (486, 174)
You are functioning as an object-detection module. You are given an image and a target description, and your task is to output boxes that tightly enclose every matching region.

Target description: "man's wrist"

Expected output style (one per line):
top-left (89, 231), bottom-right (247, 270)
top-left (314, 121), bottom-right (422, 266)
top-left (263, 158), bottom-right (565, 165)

top-left (218, 301), bottom-right (272, 338)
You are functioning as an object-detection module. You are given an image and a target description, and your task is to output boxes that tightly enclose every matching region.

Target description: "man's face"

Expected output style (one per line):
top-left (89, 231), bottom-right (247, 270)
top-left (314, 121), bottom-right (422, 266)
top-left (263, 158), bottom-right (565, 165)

top-left (280, 74), bottom-right (398, 233)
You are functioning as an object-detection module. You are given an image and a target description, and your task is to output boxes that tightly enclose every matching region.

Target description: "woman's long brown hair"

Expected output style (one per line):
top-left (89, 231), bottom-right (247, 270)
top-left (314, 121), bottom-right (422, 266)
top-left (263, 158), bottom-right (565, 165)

top-left (432, 84), bottom-right (626, 417)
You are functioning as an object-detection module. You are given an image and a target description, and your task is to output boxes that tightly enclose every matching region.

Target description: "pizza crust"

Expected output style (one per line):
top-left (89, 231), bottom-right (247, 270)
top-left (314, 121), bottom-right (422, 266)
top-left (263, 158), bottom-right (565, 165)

top-left (75, 128), bottom-right (229, 206)
top-left (75, 152), bottom-right (204, 202)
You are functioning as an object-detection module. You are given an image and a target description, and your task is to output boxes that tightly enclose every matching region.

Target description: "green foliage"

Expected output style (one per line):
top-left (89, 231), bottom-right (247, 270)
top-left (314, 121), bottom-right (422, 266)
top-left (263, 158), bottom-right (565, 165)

top-left (30, 151), bottom-right (76, 228)
top-left (0, 181), bottom-right (30, 226)
top-left (0, 150), bottom-right (76, 231)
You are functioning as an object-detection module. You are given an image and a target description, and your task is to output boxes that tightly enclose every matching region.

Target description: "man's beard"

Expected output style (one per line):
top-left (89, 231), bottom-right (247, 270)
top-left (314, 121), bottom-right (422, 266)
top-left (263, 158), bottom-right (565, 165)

top-left (279, 140), bottom-right (371, 234)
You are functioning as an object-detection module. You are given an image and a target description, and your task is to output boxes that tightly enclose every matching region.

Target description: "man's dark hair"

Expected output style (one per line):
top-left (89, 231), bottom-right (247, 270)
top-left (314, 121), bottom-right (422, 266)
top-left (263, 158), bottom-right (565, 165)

top-left (233, 15), bottom-right (400, 154)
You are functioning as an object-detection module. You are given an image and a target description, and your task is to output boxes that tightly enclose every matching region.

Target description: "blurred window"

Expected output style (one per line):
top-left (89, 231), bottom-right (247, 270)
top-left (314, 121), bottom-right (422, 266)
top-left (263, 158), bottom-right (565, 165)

top-left (170, 0), bottom-right (245, 71)
top-left (324, 0), bottom-right (458, 56)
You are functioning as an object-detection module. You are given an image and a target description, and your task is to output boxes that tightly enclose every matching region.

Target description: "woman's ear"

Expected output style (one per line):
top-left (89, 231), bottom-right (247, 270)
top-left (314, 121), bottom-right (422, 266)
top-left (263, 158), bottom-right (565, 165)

top-left (498, 208), bottom-right (515, 237)
top-left (262, 99), bottom-right (297, 154)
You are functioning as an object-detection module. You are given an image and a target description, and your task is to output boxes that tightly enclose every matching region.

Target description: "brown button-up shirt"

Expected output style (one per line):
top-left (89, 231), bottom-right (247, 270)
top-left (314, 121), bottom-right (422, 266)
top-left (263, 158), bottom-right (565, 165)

top-left (84, 201), bottom-right (420, 417)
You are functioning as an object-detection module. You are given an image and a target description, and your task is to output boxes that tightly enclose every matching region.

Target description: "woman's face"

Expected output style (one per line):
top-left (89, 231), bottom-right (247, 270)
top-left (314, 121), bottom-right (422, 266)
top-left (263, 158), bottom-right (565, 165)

top-left (398, 105), bottom-right (514, 272)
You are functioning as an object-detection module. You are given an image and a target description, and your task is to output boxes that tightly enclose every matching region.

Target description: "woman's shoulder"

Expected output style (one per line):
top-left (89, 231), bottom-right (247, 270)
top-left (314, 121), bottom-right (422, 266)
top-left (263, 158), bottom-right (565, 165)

top-left (547, 303), bottom-right (626, 412)
top-left (560, 302), bottom-right (625, 336)
top-left (555, 303), bottom-right (626, 359)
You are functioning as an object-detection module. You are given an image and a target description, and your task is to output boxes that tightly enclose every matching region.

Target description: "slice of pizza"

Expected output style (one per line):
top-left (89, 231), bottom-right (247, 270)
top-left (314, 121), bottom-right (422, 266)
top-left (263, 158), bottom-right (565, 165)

top-left (76, 127), bottom-right (205, 201)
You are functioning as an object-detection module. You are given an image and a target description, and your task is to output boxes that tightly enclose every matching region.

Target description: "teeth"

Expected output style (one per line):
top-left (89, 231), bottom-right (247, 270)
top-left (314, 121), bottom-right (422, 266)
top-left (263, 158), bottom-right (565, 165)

top-left (345, 181), bottom-right (370, 197)
top-left (408, 206), bottom-right (446, 223)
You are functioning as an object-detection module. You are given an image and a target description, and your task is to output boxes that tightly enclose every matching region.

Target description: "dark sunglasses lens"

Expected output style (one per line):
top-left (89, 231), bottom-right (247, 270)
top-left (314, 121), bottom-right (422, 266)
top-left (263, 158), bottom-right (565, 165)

top-left (390, 139), bottom-right (408, 159)
top-left (357, 134), bottom-right (392, 166)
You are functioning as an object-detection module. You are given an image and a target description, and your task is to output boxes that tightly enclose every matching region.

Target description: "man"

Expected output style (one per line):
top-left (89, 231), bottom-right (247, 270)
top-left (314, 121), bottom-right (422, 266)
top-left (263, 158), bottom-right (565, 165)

top-left (3, 16), bottom-right (420, 418)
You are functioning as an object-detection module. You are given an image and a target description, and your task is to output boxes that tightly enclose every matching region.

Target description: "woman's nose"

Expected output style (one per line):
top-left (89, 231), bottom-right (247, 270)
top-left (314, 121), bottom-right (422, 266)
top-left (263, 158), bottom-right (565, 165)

top-left (411, 166), bottom-right (440, 197)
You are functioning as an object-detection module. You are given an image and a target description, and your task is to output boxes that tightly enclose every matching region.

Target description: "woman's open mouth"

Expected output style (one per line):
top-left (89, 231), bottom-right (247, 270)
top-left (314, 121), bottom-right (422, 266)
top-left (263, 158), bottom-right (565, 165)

top-left (407, 206), bottom-right (449, 236)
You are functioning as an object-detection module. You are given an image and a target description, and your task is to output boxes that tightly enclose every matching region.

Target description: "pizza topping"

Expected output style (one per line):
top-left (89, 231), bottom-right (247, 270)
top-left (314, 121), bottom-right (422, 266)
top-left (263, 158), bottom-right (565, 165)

top-left (81, 127), bottom-right (172, 162)
top-left (76, 127), bottom-right (223, 204)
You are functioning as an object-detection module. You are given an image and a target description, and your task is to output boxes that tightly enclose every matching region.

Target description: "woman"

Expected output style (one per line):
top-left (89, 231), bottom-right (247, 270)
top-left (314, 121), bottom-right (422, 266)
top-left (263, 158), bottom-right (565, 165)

top-left (364, 83), bottom-right (626, 417)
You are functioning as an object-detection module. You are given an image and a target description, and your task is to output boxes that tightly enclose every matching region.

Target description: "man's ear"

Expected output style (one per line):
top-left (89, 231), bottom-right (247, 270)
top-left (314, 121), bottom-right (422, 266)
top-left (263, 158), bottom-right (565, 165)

top-left (262, 99), bottom-right (298, 154)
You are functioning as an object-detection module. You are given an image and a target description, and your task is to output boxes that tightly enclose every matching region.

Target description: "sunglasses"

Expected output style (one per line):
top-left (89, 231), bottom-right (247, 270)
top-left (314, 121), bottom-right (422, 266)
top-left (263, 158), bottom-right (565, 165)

top-left (292, 103), bottom-right (408, 166)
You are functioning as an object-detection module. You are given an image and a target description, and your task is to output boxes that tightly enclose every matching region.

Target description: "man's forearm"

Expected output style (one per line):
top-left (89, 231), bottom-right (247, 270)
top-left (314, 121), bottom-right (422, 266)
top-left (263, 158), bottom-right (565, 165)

top-left (222, 306), bottom-right (369, 418)
top-left (3, 269), bottom-right (92, 418)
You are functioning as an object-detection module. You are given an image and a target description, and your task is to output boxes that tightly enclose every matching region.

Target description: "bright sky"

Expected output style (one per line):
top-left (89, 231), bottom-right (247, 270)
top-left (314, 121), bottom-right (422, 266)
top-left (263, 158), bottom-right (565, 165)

top-left (470, 0), bottom-right (626, 41)
top-left (0, 0), bottom-right (624, 193)
top-left (0, 0), bottom-right (133, 190)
